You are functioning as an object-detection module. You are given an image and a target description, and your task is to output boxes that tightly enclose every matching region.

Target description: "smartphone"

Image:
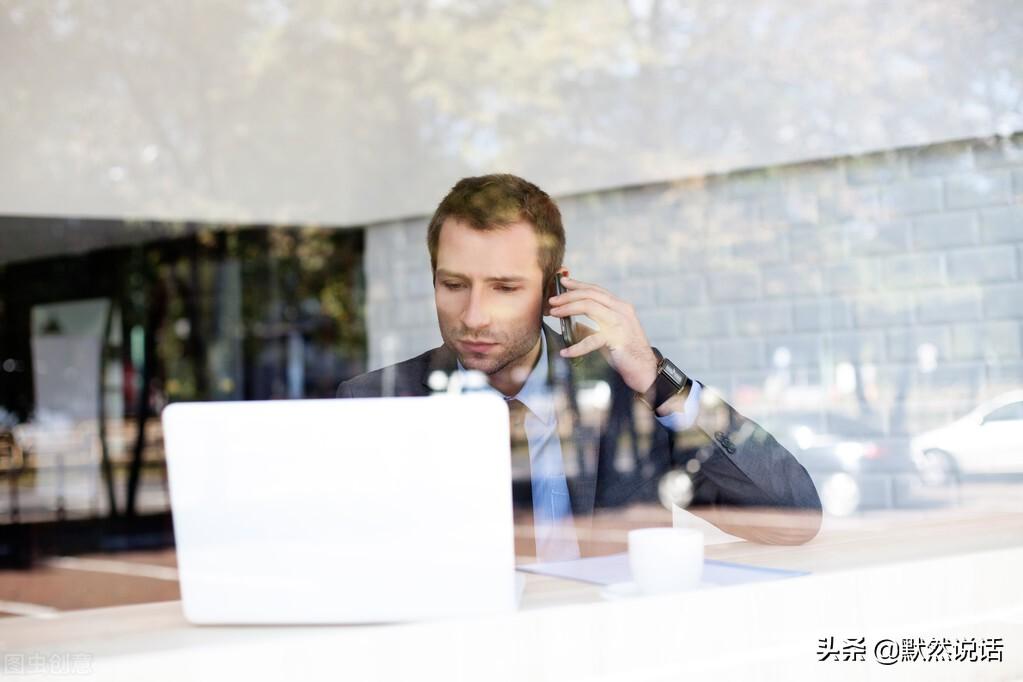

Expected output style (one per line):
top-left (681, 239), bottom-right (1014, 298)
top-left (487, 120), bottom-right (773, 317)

top-left (554, 274), bottom-right (576, 346)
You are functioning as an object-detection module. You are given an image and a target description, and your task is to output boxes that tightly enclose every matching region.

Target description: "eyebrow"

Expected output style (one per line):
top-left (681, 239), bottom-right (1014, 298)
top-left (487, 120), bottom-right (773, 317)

top-left (435, 269), bottom-right (527, 284)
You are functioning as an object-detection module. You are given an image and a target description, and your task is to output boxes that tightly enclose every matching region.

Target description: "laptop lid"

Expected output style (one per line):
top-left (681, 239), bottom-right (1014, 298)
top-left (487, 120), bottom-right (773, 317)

top-left (162, 394), bottom-right (516, 624)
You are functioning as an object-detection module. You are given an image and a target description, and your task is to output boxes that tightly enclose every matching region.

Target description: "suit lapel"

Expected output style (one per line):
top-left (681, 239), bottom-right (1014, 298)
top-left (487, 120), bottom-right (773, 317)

top-left (417, 344), bottom-right (458, 395)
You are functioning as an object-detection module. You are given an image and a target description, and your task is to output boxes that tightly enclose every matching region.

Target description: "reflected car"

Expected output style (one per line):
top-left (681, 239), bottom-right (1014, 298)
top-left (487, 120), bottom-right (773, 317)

top-left (910, 390), bottom-right (1023, 479)
top-left (758, 412), bottom-right (930, 516)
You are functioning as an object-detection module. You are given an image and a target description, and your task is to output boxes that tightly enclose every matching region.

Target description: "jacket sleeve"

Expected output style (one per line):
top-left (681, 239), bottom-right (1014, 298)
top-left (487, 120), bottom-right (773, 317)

top-left (335, 380), bottom-right (354, 399)
top-left (676, 386), bottom-right (823, 544)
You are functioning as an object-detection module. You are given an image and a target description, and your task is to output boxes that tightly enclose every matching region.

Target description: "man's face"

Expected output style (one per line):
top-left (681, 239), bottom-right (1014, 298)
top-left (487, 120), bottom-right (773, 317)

top-left (434, 217), bottom-right (545, 376)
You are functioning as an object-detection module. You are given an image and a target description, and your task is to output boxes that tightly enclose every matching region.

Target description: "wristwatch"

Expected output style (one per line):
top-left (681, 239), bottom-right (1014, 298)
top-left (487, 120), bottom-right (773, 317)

top-left (638, 347), bottom-right (693, 411)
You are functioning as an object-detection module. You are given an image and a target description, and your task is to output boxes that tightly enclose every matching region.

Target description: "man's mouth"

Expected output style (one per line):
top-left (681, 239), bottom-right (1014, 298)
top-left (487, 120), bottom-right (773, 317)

top-left (460, 340), bottom-right (498, 353)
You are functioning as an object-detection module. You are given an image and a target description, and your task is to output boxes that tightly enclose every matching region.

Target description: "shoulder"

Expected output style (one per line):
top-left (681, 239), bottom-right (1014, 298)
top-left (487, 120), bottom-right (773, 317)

top-left (335, 347), bottom-right (442, 398)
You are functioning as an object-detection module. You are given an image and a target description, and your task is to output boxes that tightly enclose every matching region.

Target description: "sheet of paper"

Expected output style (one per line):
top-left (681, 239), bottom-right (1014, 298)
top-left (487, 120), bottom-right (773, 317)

top-left (516, 552), bottom-right (808, 588)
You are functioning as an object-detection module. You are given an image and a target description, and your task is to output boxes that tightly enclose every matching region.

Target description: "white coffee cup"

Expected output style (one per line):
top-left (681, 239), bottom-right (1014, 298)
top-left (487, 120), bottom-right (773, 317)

top-left (627, 527), bottom-right (704, 595)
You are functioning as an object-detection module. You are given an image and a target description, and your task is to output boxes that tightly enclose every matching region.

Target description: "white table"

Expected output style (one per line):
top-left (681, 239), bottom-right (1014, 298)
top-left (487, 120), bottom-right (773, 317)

top-left (2, 509), bottom-right (1022, 681)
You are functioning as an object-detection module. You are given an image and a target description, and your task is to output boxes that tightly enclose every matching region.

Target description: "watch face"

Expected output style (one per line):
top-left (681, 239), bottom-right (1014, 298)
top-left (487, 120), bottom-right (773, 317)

top-left (662, 360), bottom-right (687, 388)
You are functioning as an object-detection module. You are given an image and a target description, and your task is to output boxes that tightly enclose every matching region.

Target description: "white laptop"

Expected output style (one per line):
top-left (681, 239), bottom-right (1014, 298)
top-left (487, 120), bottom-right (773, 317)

top-left (162, 393), bottom-right (516, 624)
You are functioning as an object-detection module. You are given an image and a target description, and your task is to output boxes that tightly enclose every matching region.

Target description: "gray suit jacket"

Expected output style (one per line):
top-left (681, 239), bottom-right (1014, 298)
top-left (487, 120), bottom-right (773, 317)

top-left (337, 324), bottom-right (822, 544)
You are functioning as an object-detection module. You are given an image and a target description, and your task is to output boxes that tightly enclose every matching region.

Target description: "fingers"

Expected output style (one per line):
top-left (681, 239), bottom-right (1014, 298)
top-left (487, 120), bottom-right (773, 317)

top-left (557, 274), bottom-right (608, 296)
top-left (569, 320), bottom-right (598, 340)
top-left (549, 276), bottom-right (631, 316)
top-left (560, 332), bottom-right (606, 358)
top-left (550, 286), bottom-right (627, 315)
top-left (555, 275), bottom-right (615, 300)
top-left (549, 298), bottom-right (617, 327)
top-left (552, 274), bottom-right (655, 386)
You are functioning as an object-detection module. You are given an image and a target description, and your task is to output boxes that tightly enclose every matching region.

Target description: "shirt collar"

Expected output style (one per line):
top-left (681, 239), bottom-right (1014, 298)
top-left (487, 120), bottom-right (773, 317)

top-left (456, 332), bottom-right (555, 426)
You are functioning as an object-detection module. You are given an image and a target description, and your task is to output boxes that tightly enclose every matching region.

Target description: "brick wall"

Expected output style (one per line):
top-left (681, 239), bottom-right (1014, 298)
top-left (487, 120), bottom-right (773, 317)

top-left (361, 135), bottom-right (1023, 435)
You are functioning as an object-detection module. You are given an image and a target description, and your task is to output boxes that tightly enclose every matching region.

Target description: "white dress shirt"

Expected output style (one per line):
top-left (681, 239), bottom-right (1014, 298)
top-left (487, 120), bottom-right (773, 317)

top-left (458, 333), bottom-right (702, 560)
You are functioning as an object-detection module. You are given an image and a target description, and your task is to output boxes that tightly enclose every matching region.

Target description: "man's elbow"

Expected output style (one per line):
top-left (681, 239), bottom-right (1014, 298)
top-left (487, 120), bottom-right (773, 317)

top-left (745, 475), bottom-right (824, 544)
top-left (769, 506), bottom-right (822, 545)
top-left (769, 482), bottom-right (823, 545)
top-left (335, 381), bottom-right (352, 399)
top-left (689, 504), bottom-right (822, 546)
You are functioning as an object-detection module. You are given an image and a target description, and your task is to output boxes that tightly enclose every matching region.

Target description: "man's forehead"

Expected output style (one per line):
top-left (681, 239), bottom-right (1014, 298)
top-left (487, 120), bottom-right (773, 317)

top-left (436, 217), bottom-right (543, 276)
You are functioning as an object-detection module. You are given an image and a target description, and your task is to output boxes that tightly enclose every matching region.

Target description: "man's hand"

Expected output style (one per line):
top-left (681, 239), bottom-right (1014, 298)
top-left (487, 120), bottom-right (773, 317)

top-left (548, 274), bottom-right (659, 394)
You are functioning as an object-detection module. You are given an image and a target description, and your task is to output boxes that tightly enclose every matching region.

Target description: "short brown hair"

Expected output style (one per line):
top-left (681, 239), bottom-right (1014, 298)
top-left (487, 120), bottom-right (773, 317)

top-left (427, 174), bottom-right (565, 292)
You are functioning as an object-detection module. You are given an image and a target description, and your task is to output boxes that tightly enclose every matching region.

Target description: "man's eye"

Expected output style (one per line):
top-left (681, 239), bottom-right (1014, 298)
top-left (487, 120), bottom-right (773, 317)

top-left (495, 286), bottom-right (519, 293)
top-left (443, 282), bottom-right (465, 290)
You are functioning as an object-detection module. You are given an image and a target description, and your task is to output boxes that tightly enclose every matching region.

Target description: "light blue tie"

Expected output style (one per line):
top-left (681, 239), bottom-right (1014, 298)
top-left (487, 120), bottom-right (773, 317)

top-left (525, 408), bottom-right (579, 561)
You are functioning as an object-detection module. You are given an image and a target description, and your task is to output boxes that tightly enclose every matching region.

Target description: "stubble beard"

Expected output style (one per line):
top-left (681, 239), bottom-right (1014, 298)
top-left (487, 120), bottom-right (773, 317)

top-left (441, 322), bottom-right (541, 378)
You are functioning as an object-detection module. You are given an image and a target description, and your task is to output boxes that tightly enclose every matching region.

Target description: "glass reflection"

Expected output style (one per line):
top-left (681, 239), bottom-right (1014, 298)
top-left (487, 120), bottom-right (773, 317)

top-left (0, 223), bottom-right (365, 557)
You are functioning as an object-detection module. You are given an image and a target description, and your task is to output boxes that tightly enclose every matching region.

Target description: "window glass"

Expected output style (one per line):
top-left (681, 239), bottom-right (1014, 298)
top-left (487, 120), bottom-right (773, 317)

top-left (984, 402), bottom-right (1023, 423)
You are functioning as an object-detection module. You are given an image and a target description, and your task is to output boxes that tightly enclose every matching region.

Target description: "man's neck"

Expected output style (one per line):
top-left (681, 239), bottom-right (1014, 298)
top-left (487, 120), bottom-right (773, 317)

top-left (488, 334), bottom-right (543, 397)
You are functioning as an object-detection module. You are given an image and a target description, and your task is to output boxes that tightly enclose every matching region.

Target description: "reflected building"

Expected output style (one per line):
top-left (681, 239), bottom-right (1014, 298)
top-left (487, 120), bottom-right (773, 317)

top-left (0, 222), bottom-right (365, 563)
top-left (0, 0), bottom-right (1022, 570)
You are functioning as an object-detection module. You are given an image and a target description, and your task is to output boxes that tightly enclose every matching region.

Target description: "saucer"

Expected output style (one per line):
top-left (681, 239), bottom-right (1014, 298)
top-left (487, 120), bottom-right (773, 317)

top-left (600, 580), bottom-right (712, 600)
top-left (600, 581), bottom-right (642, 600)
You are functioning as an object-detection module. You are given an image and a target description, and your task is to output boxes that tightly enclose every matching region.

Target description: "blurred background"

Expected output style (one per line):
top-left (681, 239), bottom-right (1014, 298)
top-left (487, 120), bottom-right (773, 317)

top-left (1, 0), bottom-right (1021, 613)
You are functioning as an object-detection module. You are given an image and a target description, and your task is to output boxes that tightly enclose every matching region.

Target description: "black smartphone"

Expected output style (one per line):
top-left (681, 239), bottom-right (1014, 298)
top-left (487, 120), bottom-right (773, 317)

top-left (554, 274), bottom-right (576, 346)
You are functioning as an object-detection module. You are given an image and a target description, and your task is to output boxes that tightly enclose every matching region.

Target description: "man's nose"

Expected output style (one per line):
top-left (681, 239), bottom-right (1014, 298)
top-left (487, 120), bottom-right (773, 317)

top-left (460, 288), bottom-right (491, 330)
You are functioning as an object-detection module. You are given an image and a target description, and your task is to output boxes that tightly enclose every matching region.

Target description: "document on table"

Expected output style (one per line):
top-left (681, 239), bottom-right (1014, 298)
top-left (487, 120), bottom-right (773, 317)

top-left (516, 553), bottom-right (808, 588)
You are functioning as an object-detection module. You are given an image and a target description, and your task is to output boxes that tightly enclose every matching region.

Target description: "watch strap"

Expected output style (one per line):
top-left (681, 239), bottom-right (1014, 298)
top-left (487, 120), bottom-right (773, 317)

top-left (640, 347), bottom-right (693, 410)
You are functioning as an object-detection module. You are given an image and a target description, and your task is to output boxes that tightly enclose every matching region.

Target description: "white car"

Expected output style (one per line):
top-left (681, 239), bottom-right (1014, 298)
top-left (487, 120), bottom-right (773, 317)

top-left (911, 390), bottom-right (1023, 481)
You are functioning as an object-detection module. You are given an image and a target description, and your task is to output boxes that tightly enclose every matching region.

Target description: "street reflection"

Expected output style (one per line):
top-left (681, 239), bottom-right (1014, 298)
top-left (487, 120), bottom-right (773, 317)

top-left (0, 225), bottom-right (365, 546)
top-left (912, 391), bottom-right (1023, 479)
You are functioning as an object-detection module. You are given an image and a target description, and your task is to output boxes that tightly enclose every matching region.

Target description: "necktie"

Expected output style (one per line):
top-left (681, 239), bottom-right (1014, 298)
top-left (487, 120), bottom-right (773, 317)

top-left (507, 398), bottom-right (533, 512)
top-left (507, 398), bottom-right (528, 449)
top-left (507, 397), bottom-right (579, 561)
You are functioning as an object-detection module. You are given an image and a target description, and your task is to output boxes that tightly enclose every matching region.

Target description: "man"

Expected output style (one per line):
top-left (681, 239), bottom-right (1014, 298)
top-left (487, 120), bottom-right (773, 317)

top-left (337, 174), bottom-right (821, 556)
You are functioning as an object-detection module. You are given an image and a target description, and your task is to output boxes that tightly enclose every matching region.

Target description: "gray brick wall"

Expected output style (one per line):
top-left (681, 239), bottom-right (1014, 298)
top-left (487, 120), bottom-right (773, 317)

top-left (361, 133), bottom-right (1023, 435)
